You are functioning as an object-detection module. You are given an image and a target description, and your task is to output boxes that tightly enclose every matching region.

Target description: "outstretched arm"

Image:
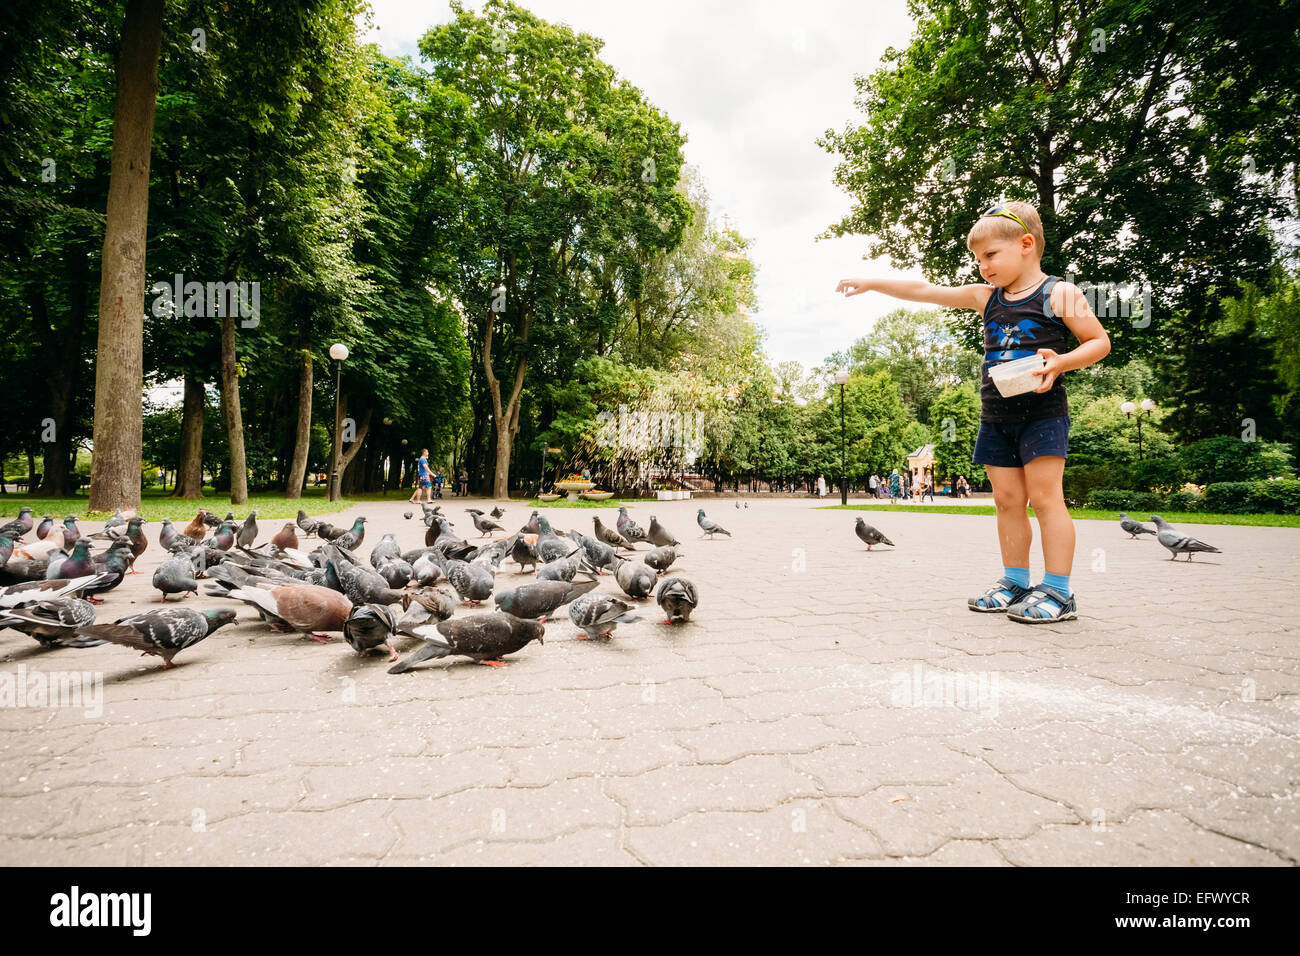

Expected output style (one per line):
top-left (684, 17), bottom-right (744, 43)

top-left (836, 277), bottom-right (992, 312)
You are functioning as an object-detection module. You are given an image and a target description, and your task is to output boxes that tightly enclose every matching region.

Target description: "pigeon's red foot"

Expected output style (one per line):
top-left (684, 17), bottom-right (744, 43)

top-left (479, 659), bottom-right (507, 667)
top-left (657, 619), bottom-right (672, 625)
top-left (308, 633), bottom-right (333, 643)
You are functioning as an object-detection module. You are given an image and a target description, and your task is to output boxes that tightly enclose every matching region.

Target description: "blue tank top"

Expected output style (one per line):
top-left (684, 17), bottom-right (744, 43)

top-left (979, 276), bottom-right (1070, 423)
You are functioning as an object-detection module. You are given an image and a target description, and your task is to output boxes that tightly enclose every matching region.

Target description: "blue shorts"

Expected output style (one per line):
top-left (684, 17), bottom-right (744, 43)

top-left (973, 416), bottom-right (1069, 468)
top-left (419, 477), bottom-right (431, 488)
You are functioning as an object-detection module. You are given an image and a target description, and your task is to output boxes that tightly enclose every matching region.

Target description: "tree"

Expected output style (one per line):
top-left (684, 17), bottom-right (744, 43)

top-left (419, 0), bottom-right (690, 497)
top-left (819, 0), bottom-right (1298, 375)
top-left (87, 0), bottom-right (165, 510)
top-left (929, 383), bottom-right (984, 486)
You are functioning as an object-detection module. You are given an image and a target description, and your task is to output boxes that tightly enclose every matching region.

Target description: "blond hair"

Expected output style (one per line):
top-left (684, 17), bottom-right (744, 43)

top-left (967, 201), bottom-right (1044, 258)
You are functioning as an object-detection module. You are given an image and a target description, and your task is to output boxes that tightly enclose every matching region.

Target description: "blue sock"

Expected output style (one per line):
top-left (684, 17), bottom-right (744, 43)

top-left (1041, 572), bottom-right (1071, 595)
top-left (1004, 567), bottom-right (1031, 589)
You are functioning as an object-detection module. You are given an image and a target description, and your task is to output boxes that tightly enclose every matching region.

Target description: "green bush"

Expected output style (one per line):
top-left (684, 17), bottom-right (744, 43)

top-left (1179, 436), bottom-right (1294, 485)
top-left (1248, 478), bottom-right (1300, 514)
top-left (1063, 463), bottom-right (1132, 507)
top-left (1086, 489), bottom-right (1165, 512)
top-left (1130, 455), bottom-right (1186, 491)
top-left (1164, 490), bottom-right (1202, 512)
top-left (1202, 481), bottom-right (1264, 514)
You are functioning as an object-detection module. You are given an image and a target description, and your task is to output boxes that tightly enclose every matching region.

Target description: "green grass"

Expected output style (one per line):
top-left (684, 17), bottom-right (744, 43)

top-left (0, 487), bottom-right (357, 521)
top-left (822, 503), bottom-right (1300, 528)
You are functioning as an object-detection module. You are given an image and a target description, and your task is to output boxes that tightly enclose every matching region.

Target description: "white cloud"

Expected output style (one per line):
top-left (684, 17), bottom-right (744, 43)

top-left (361, 0), bottom-right (928, 368)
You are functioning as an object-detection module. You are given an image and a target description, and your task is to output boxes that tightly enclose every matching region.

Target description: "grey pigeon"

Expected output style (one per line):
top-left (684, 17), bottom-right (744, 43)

top-left (646, 515), bottom-right (680, 548)
top-left (493, 577), bottom-right (598, 620)
top-left (490, 507), bottom-right (506, 519)
top-left (35, 514), bottom-right (54, 540)
top-left (535, 552), bottom-right (590, 582)
top-left (507, 533), bottom-right (541, 574)
top-left (153, 553), bottom-right (199, 602)
top-left (854, 517), bottom-right (894, 550)
top-left (103, 508), bottom-right (127, 534)
top-left (568, 592), bottom-right (640, 640)
top-left (411, 552), bottom-right (446, 587)
top-left (343, 603), bottom-right (401, 661)
top-left (567, 531), bottom-right (620, 575)
top-left (616, 506), bottom-right (649, 546)
top-left (614, 557), bottom-right (657, 600)
top-left (535, 516), bottom-right (578, 563)
top-left (0, 598), bottom-right (102, 647)
top-left (75, 607), bottom-right (238, 669)
top-left (593, 516), bottom-right (634, 551)
top-left (1119, 513), bottom-right (1156, 539)
top-left (236, 511), bottom-right (259, 548)
top-left (388, 613), bottom-right (544, 671)
top-left (655, 576), bottom-right (698, 625)
top-left (444, 559), bottom-right (495, 605)
top-left (369, 533), bottom-right (402, 567)
top-left (0, 507), bottom-right (35, 540)
top-left (1151, 515), bottom-right (1221, 561)
top-left (643, 545), bottom-right (680, 575)
top-left (296, 510), bottom-right (319, 536)
top-left (332, 517), bottom-right (367, 551)
top-left (469, 510), bottom-right (506, 536)
top-left (376, 558), bottom-right (413, 590)
top-left (696, 509), bottom-right (731, 538)
top-left (403, 511), bottom-right (413, 520)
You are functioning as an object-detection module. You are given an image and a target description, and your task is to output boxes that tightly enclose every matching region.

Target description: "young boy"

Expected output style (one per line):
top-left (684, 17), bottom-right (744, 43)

top-left (836, 201), bottom-right (1110, 623)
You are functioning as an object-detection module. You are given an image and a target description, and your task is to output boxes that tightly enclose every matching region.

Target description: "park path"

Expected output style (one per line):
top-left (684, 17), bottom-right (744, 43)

top-left (1, 498), bottom-right (1297, 865)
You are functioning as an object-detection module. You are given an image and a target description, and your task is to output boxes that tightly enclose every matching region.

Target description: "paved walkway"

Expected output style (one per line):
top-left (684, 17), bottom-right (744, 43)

top-left (1, 499), bottom-right (1296, 865)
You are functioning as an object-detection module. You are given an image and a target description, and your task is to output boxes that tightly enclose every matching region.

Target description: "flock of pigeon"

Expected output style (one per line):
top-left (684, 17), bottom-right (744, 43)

top-left (0, 503), bottom-right (735, 672)
top-left (0, 500), bottom-right (1226, 669)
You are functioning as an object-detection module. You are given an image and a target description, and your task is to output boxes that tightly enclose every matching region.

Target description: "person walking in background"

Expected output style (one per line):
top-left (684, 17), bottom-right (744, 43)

top-left (888, 469), bottom-right (901, 504)
top-left (408, 448), bottom-right (433, 504)
top-left (458, 468), bottom-right (468, 497)
top-left (923, 475), bottom-right (935, 503)
top-left (817, 474), bottom-right (828, 498)
top-left (433, 470), bottom-right (445, 499)
top-left (869, 472), bottom-right (879, 499)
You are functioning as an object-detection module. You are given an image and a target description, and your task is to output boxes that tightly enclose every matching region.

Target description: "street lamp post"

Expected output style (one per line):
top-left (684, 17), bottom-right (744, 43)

top-left (835, 371), bottom-right (849, 505)
top-left (1120, 398), bottom-right (1156, 460)
top-left (329, 343), bottom-right (349, 501)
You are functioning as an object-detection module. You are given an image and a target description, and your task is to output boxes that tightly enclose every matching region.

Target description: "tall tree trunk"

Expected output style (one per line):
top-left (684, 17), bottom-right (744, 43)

top-left (285, 348), bottom-right (313, 498)
top-left (172, 374), bottom-right (205, 498)
top-left (87, 0), bottom-right (164, 512)
top-left (482, 308), bottom-right (529, 499)
top-left (219, 312), bottom-right (248, 504)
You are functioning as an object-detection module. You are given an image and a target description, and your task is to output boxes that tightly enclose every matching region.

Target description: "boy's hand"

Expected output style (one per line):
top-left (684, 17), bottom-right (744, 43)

top-left (1032, 348), bottom-right (1065, 392)
top-left (835, 278), bottom-right (873, 297)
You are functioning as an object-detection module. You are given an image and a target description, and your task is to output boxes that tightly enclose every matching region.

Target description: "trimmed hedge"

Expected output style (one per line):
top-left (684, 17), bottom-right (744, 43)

top-left (1086, 489), bottom-right (1165, 512)
top-left (1085, 479), bottom-right (1300, 514)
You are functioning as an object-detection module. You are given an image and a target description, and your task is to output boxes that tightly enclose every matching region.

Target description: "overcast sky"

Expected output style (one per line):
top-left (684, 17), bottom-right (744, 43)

top-left (360, 0), bottom-right (927, 370)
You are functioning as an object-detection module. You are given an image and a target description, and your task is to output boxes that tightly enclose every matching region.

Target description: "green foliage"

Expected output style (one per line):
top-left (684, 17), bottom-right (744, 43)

top-left (1202, 482), bottom-right (1266, 514)
top-left (928, 382), bottom-right (984, 485)
top-left (1178, 436), bottom-right (1294, 484)
top-left (1063, 464), bottom-right (1133, 507)
top-left (1086, 490), bottom-right (1166, 512)
top-left (1249, 479), bottom-right (1300, 514)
